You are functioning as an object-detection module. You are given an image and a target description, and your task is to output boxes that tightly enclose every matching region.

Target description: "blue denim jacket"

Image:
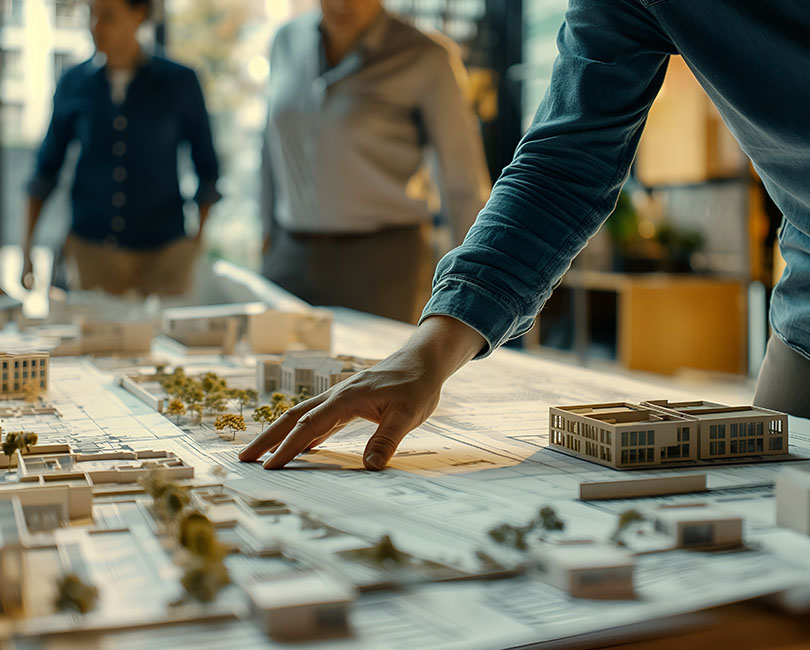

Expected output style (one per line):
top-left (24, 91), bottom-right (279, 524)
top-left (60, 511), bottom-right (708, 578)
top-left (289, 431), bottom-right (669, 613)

top-left (422, 0), bottom-right (810, 360)
top-left (27, 55), bottom-right (220, 250)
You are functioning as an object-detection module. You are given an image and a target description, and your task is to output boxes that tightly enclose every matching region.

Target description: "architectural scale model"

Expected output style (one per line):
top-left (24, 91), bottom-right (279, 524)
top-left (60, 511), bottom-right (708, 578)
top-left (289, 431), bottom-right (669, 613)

top-left (43, 320), bottom-right (154, 357)
top-left (549, 399), bottom-right (789, 469)
top-left (533, 541), bottom-right (635, 599)
top-left (0, 350), bottom-right (49, 399)
top-left (653, 504), bottom-right (743, 550)
top-left (256, 353), bottom-right (377, 396)
top-left (162, 302), bottom-right (332, 356)
top-left (776, 465), bottom-right (810, 535)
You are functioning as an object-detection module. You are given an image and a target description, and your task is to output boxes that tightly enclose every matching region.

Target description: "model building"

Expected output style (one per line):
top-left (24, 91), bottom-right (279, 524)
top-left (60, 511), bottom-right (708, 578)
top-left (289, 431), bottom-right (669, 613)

top-left (0, 350), bottom-right (49, 399)
top-left (776, 465), bottom-right (810, 535)
top-left (533, 541), bottom-right (635, 599)
top-left (549, 400), bottom-right (789, 469)
top-left (653, 505), bottom-right (743, 549)
top-left (162, 302), bottom-right (332, 356)
top-left (256, 352), bottom-right (377, 396)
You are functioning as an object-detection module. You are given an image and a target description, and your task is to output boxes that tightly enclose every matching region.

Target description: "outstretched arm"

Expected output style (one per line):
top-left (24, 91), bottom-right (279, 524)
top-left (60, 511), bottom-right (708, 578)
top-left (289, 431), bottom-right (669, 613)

top-left (241, 0), bottom-right (675, 470)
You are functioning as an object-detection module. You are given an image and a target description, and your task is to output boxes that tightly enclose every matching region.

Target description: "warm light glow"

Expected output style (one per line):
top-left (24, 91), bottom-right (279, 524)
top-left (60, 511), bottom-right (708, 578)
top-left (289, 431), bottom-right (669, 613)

top-left (638, 219), bottom-right (657, 240)
top-left (247, 55), bottom-right (270, 83)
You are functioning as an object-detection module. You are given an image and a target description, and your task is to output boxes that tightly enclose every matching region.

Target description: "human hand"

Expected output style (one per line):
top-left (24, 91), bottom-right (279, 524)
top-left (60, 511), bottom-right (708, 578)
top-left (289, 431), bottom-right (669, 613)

top-left (238, 316), bottom-right (486, 471)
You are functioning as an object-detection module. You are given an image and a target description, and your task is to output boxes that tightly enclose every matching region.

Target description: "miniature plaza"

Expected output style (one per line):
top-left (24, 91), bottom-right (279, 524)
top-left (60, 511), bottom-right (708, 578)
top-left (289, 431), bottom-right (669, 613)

top-left (2, 292), bottom-right (810, 649)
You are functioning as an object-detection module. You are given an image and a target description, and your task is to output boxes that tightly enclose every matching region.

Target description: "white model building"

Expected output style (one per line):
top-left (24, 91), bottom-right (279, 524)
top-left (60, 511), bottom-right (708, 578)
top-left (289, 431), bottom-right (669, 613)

top-left (549, 400), bottom-right (789, 469)
top-left (775, 465), bottom-right (810, 535)
top-left (653, 504), bottom-right (743, 549)
top-left (533, 541), bottom-right (635, 599)
top-left (162, 302), bottom-right (332, 356)
top-left (244, 570), bottom-right (356, 640)
top-left (0, 350), bottom-right (49, 399)
top-left (256, 353), bottom-right (377, 396)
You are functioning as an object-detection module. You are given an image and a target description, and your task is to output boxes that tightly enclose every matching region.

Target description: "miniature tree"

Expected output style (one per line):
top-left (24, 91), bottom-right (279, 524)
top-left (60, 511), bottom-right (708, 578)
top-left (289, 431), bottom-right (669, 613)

top-left (252, 405), bottom-right (274, 426)
top-left (230, 388), bottom-right (258, 416)
top-left (166, 398), bottom-right (187, 423)
top-left (270, 392), bottom-right (292, 421)
top-left (23, 379), bottom-right (43, 403)
top-left (536, 506), bottom-right (565, 535)
top-left (161, 367), bottom-right (188, 396)
top-left (54, 574), bottom-right (99, 615)
top-left (201, 371), bottom-right (227, 395)
top-left (215, 414), bottom-right (247, 441)
top-left (611, 509), bottom-right (646, 546)
top-left (154, 363), bottom-right (168, 376)
top-left (178, 510), bottom-right (221, 559)
top-left (369, 534), bottom-right (406, 565)
top-left (21, 431), bottom-right (38, 453)
top-left (2, 432), bottom-right (20, 457)
top-left (291, 387), bottom-right (310, 406)
top-left (180, 559), bottom-right (230, 604)
top-left (140, 470), bottom-right (190, 524)
top-left (488, 522), bottom-right (529, 552)
top-left (204, 389), bottom-right (229, 416)
top-left (180, 381), bottom-right (205, 423)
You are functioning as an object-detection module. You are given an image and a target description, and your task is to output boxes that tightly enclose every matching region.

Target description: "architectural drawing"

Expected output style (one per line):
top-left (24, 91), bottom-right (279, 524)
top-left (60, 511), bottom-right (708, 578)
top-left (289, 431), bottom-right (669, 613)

top-left (549, 400), bottom-right (789, 469)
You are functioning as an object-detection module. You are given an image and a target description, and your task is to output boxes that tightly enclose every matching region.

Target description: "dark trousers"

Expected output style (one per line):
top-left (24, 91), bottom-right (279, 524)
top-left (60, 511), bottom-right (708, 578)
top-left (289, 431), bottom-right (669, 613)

top-left (754, 336), bottom-right (810, 418)
top-left (262, 224), bottom-right (434, 324)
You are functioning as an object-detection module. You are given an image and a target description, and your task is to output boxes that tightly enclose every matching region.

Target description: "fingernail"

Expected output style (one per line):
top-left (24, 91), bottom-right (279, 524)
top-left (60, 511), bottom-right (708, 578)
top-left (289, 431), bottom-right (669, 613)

top-left (364, 453), bottom-right (385, 471)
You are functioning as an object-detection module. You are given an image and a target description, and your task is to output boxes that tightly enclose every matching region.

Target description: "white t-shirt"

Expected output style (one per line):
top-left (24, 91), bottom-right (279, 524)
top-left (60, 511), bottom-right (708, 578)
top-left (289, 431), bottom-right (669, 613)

top-left (108, 67), bottom-right (135, 104)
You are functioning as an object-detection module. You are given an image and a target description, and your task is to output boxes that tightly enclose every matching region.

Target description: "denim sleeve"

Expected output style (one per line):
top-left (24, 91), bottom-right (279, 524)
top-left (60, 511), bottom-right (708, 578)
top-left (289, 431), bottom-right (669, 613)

top-left (26, 76), bottom-right (75, 200)
top-left (420, 0), bottom-right (674, 358)
top-left (181, 69), bottom-right (222, 205)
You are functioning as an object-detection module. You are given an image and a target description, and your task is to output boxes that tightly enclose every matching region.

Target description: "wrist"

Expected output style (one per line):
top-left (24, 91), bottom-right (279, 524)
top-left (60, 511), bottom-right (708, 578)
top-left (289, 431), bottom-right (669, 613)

top-left (400, 315), bottom-right (485, 382)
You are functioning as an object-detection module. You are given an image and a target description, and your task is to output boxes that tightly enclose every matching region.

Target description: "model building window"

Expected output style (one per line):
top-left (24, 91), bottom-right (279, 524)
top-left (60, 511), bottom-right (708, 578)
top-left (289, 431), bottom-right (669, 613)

top-left (769, 438), bottom-right (783, 451)
top-left (667, 445), bottom-right (681, 458)
top-left (747, 439), bottom-right (756, 453)
top-left (731, 441), bottom-right (738, 453)
top-left (769, 419), bottom-right (782, 434)
top-left (709, 425), bottom-right (717, 439)
top-left (682, 444), bottom-right (690, 456)
top-left (621, 432), bottom-right (628, 447)
top-left (647, 448), bottom-right (655, 462)
top-left (731, 423), bottom-right (738, 437)
top-left (637, 431), bottom-right (645, 445)
top-left (709, 442), bottom-right (717, 455)
top-left (718, 425), bottom-right (725, 437)
top-left (717, 442), bottom-right (725, 454)
top-left (682, 524), bottom-right (714, 547)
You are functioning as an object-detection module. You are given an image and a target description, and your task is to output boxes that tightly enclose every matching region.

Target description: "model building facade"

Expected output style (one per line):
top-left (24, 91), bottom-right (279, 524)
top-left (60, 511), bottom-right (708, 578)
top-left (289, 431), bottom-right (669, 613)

top-left (549, 400), bottom-right (788, 469)
top-left (257, 353), bottom-right (377, 396)
top-left (0, 351), bottom-right (49, 399)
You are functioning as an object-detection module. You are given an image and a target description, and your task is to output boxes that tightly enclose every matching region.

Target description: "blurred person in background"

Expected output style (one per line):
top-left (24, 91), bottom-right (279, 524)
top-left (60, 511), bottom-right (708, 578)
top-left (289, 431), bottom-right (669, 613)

top-left (261, 0), bottom-right (491, 323)
top-left (24, 0), bottom-right (220, 296)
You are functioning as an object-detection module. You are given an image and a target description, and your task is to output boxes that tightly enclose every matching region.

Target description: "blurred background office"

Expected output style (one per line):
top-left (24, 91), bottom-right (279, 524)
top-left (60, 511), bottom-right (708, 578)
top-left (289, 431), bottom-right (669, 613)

top-left (0, 0), bottom-right (785, 386)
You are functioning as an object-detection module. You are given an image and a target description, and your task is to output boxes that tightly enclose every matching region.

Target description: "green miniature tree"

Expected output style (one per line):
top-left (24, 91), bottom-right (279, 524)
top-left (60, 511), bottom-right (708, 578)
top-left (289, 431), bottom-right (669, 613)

top-left (54, 574), bottom-right (99, 615)
top-left (488, 522), bottom-right (529, 552)
top-left (611, 509), bottom-right (646, 546)
top-left (166, 398), bottom-right (187, 423)
top-left (215, 414), bottom-right (247, 441)
top-left (161, 367), bottom-right (188, 396)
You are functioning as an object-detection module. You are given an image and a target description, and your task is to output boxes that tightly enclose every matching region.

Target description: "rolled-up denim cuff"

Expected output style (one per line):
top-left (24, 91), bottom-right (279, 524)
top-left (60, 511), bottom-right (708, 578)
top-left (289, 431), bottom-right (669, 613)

top-left (419, 275), bottom-right (524, 360)
top-left (26, 174), bottom-right (58, 201)
top-left (194, 179), bottom-right (222, 206)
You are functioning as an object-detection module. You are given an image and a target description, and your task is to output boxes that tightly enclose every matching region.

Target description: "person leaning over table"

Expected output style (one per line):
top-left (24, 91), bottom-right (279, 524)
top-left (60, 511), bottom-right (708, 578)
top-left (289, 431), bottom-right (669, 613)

top-left (23, 0), bottom-right (220, 296)
top-left (260, 0), bottom-right (491, 324)
top-left (241, 0), bottom-right (810, 472)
